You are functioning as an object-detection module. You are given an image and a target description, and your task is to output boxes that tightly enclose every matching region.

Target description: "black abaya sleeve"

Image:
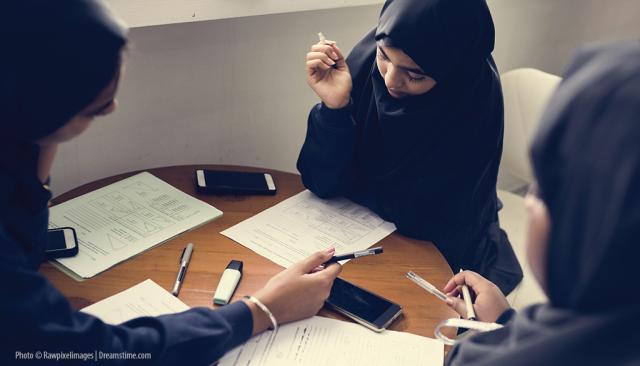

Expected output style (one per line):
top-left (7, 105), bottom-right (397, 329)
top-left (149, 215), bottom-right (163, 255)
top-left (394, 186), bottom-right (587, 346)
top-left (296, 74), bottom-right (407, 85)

top-left (296, 102), bottom-right (357, 198)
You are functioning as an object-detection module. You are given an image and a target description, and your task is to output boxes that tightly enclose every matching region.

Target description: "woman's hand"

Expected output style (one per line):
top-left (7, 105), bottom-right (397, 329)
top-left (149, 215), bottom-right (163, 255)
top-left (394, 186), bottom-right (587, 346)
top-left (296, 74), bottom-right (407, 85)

top-left (306, 41), bottom-right (352, 109)
top-left (246, 248), bottom-right (342, 335)
top-left (443, 270), bottom-right (510, 323)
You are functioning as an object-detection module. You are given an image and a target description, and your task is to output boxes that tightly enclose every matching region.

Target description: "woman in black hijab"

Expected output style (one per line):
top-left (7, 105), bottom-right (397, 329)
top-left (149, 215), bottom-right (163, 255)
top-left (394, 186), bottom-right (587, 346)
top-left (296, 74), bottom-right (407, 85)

top-left (298, 0), bottom-right (522, 294)
top-left (443, 41), bottom-right (640, 365)
top-left (0, 1), bottom-right (340, 364)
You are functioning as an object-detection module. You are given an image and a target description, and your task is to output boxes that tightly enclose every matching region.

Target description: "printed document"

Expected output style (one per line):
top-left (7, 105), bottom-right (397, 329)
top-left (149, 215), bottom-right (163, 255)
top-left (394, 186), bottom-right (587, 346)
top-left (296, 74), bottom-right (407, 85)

top-left (221, 190), bottom-right (396, 267)
top-left (219, 316), bottom-right (443, 366)
top-left (49, 172), bottom-right (223, 279)
top-left (81, 279), bottom-right (189, 324)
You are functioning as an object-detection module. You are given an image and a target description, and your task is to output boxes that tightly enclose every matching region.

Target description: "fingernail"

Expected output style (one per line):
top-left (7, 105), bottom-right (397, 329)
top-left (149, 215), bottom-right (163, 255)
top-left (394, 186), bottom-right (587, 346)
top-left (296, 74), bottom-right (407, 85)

top-left (329, 59), bottom-right (336, 65)
top-left (446, 298), bottom-right (453, 306)
top-left (325, 247), bottom-right (335, 253)
top-left (332, 52), bottom-right (338, 59)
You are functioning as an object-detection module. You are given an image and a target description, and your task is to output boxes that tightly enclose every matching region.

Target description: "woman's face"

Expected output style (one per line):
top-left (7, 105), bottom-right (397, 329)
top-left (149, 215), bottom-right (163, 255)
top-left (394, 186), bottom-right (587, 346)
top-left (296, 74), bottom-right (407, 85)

top-left (524, 184), bottom-right (551, 292)
top-left (376, 45), bottom-right (437, 98)
top-left (37, 68), bottom-right (122, 146)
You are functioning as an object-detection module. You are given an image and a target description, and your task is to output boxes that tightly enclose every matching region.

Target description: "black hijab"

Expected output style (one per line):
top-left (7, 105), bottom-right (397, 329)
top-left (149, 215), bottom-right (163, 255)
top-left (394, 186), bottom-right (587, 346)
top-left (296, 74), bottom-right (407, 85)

top-left (446, 41), bottom-right (640, 366)
top-left (346, 0), bottom-right (504, 265)
top-left (0, 0), bottom-right (127, 260)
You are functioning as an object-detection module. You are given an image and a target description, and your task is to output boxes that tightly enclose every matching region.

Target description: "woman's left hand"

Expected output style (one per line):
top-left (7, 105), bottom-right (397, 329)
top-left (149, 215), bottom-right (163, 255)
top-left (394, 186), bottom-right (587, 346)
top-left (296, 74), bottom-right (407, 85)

top-left (443, 270), bottom-right (510, 323)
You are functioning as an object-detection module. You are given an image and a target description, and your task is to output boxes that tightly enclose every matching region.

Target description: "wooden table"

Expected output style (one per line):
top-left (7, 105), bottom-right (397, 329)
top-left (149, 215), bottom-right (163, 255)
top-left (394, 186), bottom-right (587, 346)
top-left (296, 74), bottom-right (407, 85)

top-left (40, 165), bottom-right (457, 339)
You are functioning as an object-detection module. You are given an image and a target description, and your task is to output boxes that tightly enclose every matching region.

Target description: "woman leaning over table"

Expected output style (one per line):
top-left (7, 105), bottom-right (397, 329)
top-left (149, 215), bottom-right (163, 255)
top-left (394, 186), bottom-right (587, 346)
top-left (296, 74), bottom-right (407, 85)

top-left (0, 1), bottom-right (341, 365)
top-left (442, 41), bottom-right (640, 365)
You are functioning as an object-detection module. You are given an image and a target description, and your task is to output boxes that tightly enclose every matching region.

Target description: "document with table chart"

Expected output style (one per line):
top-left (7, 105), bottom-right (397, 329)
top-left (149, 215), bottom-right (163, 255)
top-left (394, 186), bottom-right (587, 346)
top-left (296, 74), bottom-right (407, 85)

top-left (49, 172), bottom-right (223, 279)
top-left (221, 190), bottom-right (396, 268)
top-left (218, 316), bottom-right (443, 366)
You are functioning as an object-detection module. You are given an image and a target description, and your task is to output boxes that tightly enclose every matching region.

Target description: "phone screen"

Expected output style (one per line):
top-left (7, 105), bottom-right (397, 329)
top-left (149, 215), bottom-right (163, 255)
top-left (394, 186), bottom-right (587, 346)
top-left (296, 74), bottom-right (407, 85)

top-left (326, 278), bottom-right (401, 329)
top-left (47, 230), bottom-right (69, 250)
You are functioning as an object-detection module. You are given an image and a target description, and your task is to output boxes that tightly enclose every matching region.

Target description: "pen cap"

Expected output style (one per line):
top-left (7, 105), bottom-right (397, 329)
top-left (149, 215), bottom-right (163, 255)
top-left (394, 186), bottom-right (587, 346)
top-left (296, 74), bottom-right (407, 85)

top-left (226, 260), bottom-right (243, 272)
top-left (214, 260), bottom-right (243, 305)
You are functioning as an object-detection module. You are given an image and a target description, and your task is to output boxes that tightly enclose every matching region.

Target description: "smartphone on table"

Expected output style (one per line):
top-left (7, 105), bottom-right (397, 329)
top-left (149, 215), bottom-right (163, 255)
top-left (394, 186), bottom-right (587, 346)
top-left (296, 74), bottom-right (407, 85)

top-left (195, 169), bottom-right (276, 195)
top-left (325, 277), bottom-right (402, 332)
top-left (46, 227), bottom-right (79, 259)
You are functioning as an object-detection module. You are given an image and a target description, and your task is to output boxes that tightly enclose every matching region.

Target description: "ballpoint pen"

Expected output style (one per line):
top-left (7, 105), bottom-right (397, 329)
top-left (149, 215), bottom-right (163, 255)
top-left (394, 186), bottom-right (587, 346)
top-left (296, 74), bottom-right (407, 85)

top-left (324, 247), bottom-right (383, 264)
top-left (172, 243), bottom-right (194, 296)
top-left (459, 269), bottom-right (477, 321)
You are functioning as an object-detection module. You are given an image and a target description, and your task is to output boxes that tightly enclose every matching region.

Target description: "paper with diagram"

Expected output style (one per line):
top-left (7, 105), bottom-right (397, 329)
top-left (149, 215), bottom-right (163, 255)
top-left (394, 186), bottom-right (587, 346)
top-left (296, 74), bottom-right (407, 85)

top-left (218, 316), bottom-right (443, 366)
top-left (49, 172), bottom-right (222, 279)
top-left (81, 279), bottom-right (189, 324)
top-left (221, 190), bottom-right (396, 268)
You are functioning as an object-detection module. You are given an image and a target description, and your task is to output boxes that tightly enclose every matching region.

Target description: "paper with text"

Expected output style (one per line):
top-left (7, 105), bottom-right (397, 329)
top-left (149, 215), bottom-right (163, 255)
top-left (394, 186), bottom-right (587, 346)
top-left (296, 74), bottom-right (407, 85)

top-left (49, 172), bottom-right (222, 279)
top-left (219, 316), bottom-right (443, 366)
top-left (221, 190), bottom-right (396, 268)
top-left (80, 279), bottom-right (189, 324)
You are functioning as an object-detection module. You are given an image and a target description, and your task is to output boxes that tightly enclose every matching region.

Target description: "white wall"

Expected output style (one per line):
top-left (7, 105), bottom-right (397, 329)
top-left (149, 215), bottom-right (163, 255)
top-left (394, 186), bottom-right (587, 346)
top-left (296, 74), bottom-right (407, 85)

top-left (51, 0), bottom-right (640, 194)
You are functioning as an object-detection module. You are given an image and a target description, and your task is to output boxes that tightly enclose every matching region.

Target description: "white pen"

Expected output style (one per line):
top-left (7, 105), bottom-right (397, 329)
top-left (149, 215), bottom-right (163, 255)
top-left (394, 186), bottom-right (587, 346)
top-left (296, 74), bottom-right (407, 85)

top-left (172, 243), bottom-right (194, 296)
top-left (317, 32), bottom-right (335, 45)
top-left (406, 271), bottom-right (448, 302)
top-left (459, 269), bottom-right (477, 321)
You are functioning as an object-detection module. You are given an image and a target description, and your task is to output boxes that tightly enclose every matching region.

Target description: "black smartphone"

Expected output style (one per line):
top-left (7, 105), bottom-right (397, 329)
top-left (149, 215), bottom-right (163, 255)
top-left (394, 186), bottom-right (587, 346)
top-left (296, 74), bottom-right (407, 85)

top-left (195, 169), bottom-right (277, 195)
top-left (46, 227), bottom-right (79, 259)
top-left (325, 278), bottom-right (402, 332)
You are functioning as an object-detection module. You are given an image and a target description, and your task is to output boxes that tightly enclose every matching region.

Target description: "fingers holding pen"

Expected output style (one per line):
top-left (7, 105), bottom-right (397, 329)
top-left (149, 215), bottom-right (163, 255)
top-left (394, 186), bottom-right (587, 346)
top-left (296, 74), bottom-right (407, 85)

top-left (306, 51), bottom-right (337, 68)
top-left (311, 44), bottom-right (339, 61)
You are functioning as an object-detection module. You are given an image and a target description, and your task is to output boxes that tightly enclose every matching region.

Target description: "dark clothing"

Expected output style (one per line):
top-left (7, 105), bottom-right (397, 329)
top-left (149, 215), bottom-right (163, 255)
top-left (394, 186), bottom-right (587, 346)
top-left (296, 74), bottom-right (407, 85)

top-left (446, 41), bottom-right (640, 366)
top-left (0, 150), bottom-right (253, 366)
top-left (298, 0), bottom-right (522, 294)
top-left (0, 1), bottom-right (253, 364)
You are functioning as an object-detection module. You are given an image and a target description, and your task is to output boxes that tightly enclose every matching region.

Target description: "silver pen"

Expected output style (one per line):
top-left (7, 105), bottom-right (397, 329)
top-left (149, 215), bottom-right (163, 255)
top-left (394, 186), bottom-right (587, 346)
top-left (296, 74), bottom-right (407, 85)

top-left (172, 243), bottom-right (194, 296)
top-left (406, 271), bottom-right (448, 302)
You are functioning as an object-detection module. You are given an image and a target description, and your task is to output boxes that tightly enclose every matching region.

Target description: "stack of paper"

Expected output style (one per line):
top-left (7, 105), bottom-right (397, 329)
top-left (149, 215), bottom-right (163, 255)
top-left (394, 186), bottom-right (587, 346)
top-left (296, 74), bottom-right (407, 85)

top-left (222, 190), bottom-right (396, 268)
top-left (49, 172), bottom-right (223, 279)
top-left (219, 316), bottom-right (444, 366)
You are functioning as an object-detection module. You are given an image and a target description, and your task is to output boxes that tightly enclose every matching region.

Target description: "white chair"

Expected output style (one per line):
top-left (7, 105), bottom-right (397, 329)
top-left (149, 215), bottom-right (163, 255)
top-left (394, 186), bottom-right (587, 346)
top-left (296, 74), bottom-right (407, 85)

top-left (499, 68), bottom-right (561, 309)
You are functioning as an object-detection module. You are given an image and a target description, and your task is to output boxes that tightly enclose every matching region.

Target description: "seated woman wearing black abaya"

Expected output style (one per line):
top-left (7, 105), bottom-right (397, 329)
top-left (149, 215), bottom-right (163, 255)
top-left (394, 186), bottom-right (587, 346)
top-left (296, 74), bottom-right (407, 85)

top-left (298, 0), bottom-right (522, 294)
top-left (442, 41), bottom-right (640, 365)
top-left (0, 1), bottom-right (341, 364)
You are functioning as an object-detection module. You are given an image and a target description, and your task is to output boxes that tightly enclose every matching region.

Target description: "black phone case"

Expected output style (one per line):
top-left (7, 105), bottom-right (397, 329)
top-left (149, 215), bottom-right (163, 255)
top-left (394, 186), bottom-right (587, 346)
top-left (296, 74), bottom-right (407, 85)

top-left (46, 227), bottom-right (79, 259)
top-left (195, 170), bottom-right (277, 195)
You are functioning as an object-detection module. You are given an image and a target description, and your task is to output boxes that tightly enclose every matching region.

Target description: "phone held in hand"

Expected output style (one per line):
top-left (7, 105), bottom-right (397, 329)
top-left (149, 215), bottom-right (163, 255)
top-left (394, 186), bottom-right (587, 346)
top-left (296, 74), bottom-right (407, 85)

top-left (195, 169), bottom-right (277, 195)
top-left (46, 227), bottom-right (79, 259)
top-left (325, 278), bottom-right (402, 332)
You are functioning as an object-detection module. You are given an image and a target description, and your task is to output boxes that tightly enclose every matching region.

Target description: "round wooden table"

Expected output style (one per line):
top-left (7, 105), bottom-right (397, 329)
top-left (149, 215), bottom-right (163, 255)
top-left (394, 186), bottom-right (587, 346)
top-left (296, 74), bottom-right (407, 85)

top-left (40, 165), bottom-right (457, 339)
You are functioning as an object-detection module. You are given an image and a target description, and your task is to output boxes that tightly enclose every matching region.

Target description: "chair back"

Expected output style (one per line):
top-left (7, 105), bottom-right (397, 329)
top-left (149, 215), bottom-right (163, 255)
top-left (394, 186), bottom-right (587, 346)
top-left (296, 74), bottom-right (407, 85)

top-left (501, 68), bottom-right (561, 183)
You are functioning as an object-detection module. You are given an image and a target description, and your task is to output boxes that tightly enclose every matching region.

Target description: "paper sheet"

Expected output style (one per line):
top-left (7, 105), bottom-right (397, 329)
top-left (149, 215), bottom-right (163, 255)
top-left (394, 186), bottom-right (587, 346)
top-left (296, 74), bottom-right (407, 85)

top-left (80, 279), bottom-right (189, 324)
top-left (219, 316), bottom-right (443, 366)
top-left (221, 190), bottom-right (396, 268)
top-left (49, 172), bottom-right (223, 279)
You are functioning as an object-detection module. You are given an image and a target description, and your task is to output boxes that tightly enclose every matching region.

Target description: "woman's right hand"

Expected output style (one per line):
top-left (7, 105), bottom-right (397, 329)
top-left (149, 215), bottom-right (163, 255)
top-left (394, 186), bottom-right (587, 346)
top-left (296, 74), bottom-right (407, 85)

top-left (246, 248), bottom-right (342, 335)
top-left (443, 270), bottom-right (511, 323)
top-left (306, 41), bottom-right (352, 109)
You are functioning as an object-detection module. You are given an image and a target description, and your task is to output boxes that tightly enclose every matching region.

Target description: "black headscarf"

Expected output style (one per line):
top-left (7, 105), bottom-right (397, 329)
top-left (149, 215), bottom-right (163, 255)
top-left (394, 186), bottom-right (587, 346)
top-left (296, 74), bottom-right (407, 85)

top-left (346, 0), bottom-right (508, 276)
top-left (0, 0), bottom-right (127, 260)
top-left (446, 41), bottom-right (640, 366)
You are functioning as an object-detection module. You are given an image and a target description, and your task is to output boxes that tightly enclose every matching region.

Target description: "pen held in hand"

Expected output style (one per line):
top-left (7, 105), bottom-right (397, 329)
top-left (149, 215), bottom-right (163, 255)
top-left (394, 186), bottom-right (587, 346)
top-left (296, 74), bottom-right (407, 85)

top-left (317, 32), bottom-right (336, 45)
top-left (324, 247), bottom-right (383, 265)
top-left (459, 269), bottom-right (477, 321)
